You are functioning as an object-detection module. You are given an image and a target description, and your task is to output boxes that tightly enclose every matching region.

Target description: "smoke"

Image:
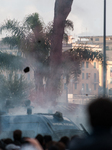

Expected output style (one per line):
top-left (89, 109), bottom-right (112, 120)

top-left (70, 105), bottom-right (91, 132)
top-left (0, 0), bottom-right (105, 141)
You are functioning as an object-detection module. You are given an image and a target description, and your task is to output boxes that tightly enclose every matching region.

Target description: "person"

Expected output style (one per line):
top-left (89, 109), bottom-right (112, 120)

top-left (24, 100), bottom-right (33, 115)
top-left (3, 138), bottom-right (13, 145)
top-left (59, 136), bottom-right (69, 149)
top-left (69, 97), bottom-right (112, 150)
top-left (35, 134), bottom-right (44, 148)
top-left (46, 141), bottom-right (65, 150)
top-left (43, 135), bottom-right (52, 149)
top-left (13, 130), bottom-right (22, 146)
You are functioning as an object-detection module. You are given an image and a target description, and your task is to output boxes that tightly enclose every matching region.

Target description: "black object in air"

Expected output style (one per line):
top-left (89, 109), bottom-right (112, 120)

top-left (24, 67), bottom-right (30, 73)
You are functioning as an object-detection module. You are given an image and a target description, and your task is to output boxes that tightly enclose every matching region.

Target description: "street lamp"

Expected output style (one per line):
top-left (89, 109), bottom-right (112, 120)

top-left (103, 0), bottom-right (106, 97)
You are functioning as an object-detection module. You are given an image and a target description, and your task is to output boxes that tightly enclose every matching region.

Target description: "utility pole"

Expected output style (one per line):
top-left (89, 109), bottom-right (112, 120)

top-left (103, 0), bottom-right (106, 97)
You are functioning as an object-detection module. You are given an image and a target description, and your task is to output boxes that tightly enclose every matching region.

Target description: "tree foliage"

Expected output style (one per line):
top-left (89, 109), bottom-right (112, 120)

top-left (0, 72), bottom-right (32, 107)
top-left (0, 51), bottom-right (26, 71)
top-left (0, 10), bottom-right (103, 103)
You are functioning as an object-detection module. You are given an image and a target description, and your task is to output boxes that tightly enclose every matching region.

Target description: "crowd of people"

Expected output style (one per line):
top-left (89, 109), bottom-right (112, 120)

top-left (0, 97), bottom-right (112, 150)
top-left (0, 130), bottom-right (70, 150)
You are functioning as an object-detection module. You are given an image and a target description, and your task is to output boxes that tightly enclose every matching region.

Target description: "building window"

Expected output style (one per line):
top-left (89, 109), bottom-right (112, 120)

top-left (94, 73), bottom-right (96, 82)
top-left (94, 84), bottom-right (96, 90)
top-left (86, 84), bottom-right (89, 91)
top-left (95, 38), bottom-right (99, 41)
top-left (82, 73), bottom-right (84, 79)
top-left (106, 46), bottom-right (109, 50)
top-left (94, 62), bottom-right (96, 68)
top-left (82, 83), bottom-right (84, 90)
top-left (82, 62), bottom-right (84, 68)
top-left (64, 83), bottom-right (66, 89)
top-left (74, 75), bottom-right (77, 81)
top-left (86, 62), bottom-right (89, 68)
top-left (86, 73), bottom-right (88, 79)
top-left (75, 83), bottom-right (77, 89)
top-left (110, 67), bottom-right (112, 77)
top-left (110, 78), bottom-right (112, 84)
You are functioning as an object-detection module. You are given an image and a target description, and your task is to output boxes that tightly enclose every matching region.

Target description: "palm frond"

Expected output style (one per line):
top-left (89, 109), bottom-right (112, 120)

top-left (2, 36), bottom-right (21, 49)
top-left (63, 33), bottom-right (68, 42)
top-left (0, 52), bottom-right (26, 71)
top-left (0, 19), bottom-right (25, 38)
top-left (65, 19), bottom-right (74, 31)
top-left (24, 13), bottom-right (43, 32)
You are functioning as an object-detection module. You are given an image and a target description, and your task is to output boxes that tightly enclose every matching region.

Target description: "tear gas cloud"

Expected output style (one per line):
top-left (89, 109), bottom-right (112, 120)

top-left (0, 0), bottom-right (106, 140)
top-left (0, 41), bottom-right (97, 139)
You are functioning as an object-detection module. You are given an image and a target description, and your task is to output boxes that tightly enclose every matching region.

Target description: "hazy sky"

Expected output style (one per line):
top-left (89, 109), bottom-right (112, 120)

top-left (0, 0), bottom-right (112, 39)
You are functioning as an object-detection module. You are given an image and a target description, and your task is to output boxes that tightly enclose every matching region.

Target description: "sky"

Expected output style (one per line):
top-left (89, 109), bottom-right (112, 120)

top-left (0, 0), bottom-right (112, 40)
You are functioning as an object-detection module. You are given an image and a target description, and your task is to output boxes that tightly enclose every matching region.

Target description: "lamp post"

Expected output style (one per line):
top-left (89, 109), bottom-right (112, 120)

top-left (103, 0), bottom-right (106, 97)
top-left (81, 88), bottom-right (84, 104)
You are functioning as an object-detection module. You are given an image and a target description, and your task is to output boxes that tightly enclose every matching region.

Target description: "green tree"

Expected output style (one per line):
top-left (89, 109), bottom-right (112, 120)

top-left (0, 12), bottom-right (74, 102)
top-left (0, 51), bottom-right (26, 71)
top-left (0, 71), bottom-right (33, 107)
top-left (0, 9), bottom-right (103, 104)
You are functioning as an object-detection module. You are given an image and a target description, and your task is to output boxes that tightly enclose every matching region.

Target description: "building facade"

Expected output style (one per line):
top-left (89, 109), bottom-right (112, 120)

top-left (59, 35), bottom-right (112, 104)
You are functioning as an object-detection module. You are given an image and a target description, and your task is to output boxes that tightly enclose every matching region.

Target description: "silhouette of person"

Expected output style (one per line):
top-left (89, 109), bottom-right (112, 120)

top-left (69, 97), bottom-right (112, 150)
top-left (25, 99), bottom-right (33, 115)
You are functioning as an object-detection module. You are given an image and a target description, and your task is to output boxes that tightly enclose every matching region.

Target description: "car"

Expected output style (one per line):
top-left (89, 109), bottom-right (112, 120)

top-left (0, 111), bottom-right (83, 141)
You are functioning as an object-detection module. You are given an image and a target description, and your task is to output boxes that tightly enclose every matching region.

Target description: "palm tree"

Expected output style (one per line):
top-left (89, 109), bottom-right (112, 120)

top-left (0, 15), bottom-right (46, 97)
top-left (0, 72), bottom-right (32, 107)
top-left (0, 12), bottom-right (103, 104)
top-left (0, 50), bottom-right (33, 109)
top-left (0, 13), bottom-right (74, 100)
top-left (45, 0), bottom-right (103, 103)
top-left (0, 51), bottom-right (26, 71)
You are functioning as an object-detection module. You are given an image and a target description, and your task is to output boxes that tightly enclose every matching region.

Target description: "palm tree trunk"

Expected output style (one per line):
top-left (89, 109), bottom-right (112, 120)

top-left (47, 0), bottom-right (73, 103)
